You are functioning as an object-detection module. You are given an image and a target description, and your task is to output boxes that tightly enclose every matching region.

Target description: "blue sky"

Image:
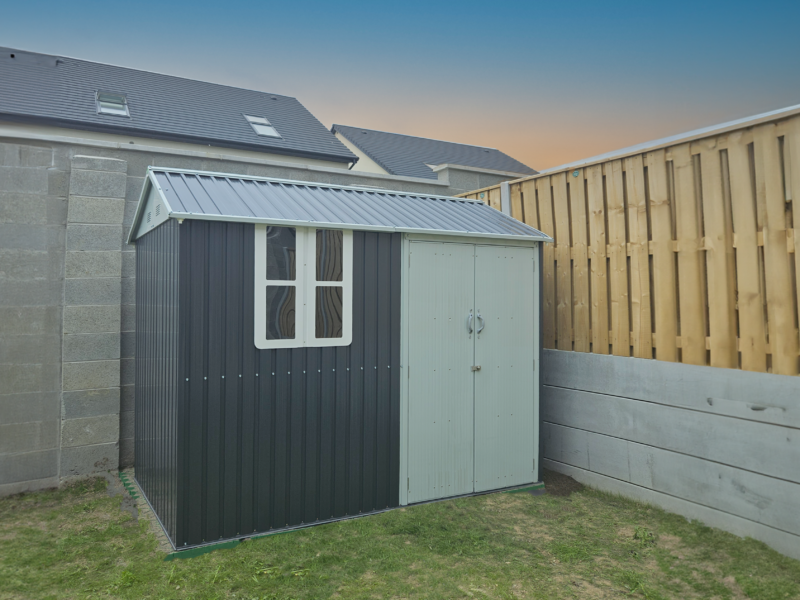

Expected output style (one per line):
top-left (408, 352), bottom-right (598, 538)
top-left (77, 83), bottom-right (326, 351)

top-left (3, 0), bottom-right (799, 168)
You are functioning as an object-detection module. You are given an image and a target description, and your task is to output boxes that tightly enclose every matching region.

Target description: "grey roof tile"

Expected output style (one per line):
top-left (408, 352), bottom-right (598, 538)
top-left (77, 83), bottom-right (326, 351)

top-left (333, 124), bottom-right (537, 179)
top-left (0, 47), bottom-right (357, 164)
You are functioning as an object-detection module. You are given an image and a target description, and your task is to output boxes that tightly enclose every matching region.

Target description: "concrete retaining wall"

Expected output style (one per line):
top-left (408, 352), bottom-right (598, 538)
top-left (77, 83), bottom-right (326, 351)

top-left (541, 349), bottom-right (800, 560)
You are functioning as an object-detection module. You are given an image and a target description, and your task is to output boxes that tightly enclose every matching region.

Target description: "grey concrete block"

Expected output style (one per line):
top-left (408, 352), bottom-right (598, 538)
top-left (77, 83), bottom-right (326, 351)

top-left (71, 155), bottom-right (127, 173)
top-left (61, 414), bottom-right (119, 448)
top-left (65, 251), bottom-right (121, 278)
top-left (63, 333), bottom-right (120, 361)
top-left (0, 166), bottom-right (49, 194)
top-left (125, 177), bottom-right (147, 203)
top-left (66, 224), bottom-right (122, 251)
top-left (120, 385), bottom-right (134, 413)
top-left (0, 279), bottom-right (63, 307)
top-left (48, 169), bottom-right (69, 197)
top-left (121, 252), bottom-right (135, 278)
top-left (123, 200), bottom-right (139, 227)
top-left (0, 449), bottom-right (58, 485)
top-left (0, 223), bottom-right (64, 251)
top-left (0, 306), bottom-right (61, 335)
top-left (119, 410), bottom-right (134, 440)
top-left (62, 360), bottom-right (120, 391)
top-left (0, 334), bottom-right (61, 364)
top-left (63, 387), bottom-right (120, 419)
top-left (63, 305), bottom-right (120, 334)
top-left (120, 277), bottom-right (135, 304)
top-left (0, 363), bottom-right (60, 394)
top-left (67, 196), bottom-right (125, 224)
top-left (0, 192), bottom-right (49, 224)
top-left (121, 304), bottom-right (136, 332)
top-left (0, 249), bottom-right (64, 281)
top-left (0, 391), bottom-right (60, 424)
top-left (65, 278), bottom-right (121, 306)
top-left (120, 331), bottom-right (135, 358)
top-left (0, 420), bottom-right (59, 454)
top-left (120, 358), bottom-right (135, 386)
top-left (119, 437), bottom-right (134, 468)
top-left (60, 442), bottom-right (118, 478)
top-left (0, 476), bottom-right (59, 497)
top-left (0, 143), bottom-right (53, 168)
top-left (69, 169), bottom-right (127, 198)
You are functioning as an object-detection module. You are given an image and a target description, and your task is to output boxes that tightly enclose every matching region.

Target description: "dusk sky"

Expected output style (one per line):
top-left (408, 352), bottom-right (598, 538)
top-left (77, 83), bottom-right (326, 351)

top-left (3, 0), bottom-right (799, 170)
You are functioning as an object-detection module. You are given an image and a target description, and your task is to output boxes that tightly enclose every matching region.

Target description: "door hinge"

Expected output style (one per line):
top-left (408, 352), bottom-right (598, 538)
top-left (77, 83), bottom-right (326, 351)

top-left (407, 365), bottom-right (410, 378)
top-left (533, 458), bottom-right (536, 472)
top-left (407, 477), bottom-right (410, 492)
top-left (408, 253), bottom-right (411, 268)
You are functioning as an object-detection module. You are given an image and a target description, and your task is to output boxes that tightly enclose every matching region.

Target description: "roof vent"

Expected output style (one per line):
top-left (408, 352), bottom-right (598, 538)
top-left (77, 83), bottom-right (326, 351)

top-left (96, 91), bottom-right (129, 117)
top-left (244, 115), bottom-right (281, 138)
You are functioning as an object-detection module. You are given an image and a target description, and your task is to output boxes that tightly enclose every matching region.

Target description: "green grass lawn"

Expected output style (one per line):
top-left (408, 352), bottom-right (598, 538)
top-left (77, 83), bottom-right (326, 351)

top-left (1, 470), bottom-right (798, 599)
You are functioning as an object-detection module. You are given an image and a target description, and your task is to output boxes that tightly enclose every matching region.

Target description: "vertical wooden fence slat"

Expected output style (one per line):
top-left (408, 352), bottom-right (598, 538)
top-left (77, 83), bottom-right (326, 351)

top-left (700, 139), bottom-right (738, 368)
top-left (787, 117), bottom-right (800, 356)
top-left (727, 131), bottom-right (768, 372)
top-left (552, 173), bottom-right (573, 350)
top-left (753, 124), bottom-right (799, 375)
top-left (536, 177), bottom-right (557, 349)
top-left (510, 183), bottom-right (524, 222)
top-left (488, 187), bottom-right (501, 211)
top-left (604, 160), bottom-right (630, 356)
top-left (624, 155), bottom-right (653, 358)
top-left (520, 180), bottom-right (540, 230)
top-left (672, 144), bottom-right (706, 365)
top-left (568, 171), bottom-right (591, 352)
top-left (586, 165), bottom-right (609, 354)
top-left (646, 150), bottom-right (678, 361)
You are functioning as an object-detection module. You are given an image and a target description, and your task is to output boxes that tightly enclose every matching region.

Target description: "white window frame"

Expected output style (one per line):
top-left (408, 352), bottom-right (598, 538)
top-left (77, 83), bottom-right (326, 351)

top-left (244, 114), bottom-right (281, 138)
top-left (254, 225), bottom-right (353, 350)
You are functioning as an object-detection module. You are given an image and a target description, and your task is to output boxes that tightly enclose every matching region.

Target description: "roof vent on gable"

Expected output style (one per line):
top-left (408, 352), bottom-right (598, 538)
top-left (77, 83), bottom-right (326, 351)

top-left (96, 91), bottom-right (129, 117)
top-left (244, 115), bottom-right (281, 138)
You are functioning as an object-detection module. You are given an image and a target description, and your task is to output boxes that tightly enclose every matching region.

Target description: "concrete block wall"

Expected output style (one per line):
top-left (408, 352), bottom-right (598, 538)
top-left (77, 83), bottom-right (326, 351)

top-left (60, 155), bottom-right (126, 477)
top-left (0, 141), bottom-right (67, 496)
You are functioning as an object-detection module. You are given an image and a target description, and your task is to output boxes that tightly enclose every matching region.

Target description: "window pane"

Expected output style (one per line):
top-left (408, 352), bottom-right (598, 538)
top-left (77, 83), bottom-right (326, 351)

top-left (266, 286), bottom-right (295, 340)
top-left (266, 226), bottom-right (296, 280)
top-left (316, 286), bottom-right (343, 338)
top-left (316, 229), bottom-right (343, 281)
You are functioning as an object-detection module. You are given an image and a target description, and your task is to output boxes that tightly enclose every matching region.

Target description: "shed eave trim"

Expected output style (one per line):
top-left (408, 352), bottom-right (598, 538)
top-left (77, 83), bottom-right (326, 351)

top-left (127, 170), bottom-right (175, 243)
top-left (162, 211), bottom-right (552, 242)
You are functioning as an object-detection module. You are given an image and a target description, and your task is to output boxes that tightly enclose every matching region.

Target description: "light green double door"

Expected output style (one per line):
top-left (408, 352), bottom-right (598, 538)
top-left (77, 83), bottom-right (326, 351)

top-left (407, 240), bottom-right (538, 504)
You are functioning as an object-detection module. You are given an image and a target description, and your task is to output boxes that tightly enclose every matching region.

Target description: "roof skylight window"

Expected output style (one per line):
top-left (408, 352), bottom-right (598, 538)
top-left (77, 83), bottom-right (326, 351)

top-left (96, 91), bottom-right (129, 117)
top-left (245, 115), bottom-right (281, 138)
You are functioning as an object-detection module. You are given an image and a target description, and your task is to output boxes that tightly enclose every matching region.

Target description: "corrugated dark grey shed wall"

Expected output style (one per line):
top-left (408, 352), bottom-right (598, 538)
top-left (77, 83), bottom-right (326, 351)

top-left (175, 222), bottom-right (401, 547)
top-left (135, 219), bottom-right (180, 542)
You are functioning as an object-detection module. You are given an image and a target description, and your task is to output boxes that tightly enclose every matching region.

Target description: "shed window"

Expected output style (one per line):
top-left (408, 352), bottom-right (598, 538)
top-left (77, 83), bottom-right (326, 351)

top-left (254, 225), bottom-right (352, 349)
top-left (96, 91), bottom-right (129, 117)
top-left (245, 114), bottom-right (281, 138)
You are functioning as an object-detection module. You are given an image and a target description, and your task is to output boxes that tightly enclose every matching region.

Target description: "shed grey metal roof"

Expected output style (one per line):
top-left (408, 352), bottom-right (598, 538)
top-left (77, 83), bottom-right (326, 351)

top-left (0, 47), bottom-right (357, 164)
top-left (332, 124), bottom-right (537, 180)
top-left (129, 168), bottom-right (550, 243)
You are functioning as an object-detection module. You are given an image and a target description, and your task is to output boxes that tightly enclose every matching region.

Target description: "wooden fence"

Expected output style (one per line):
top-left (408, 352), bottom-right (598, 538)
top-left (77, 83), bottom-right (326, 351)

top-left (461, 114), bottom-right (800, 375)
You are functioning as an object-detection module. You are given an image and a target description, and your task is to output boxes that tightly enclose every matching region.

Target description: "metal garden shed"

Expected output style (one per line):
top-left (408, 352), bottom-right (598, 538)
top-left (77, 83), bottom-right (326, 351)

top-left (128, 167), bottom-right (550, 549)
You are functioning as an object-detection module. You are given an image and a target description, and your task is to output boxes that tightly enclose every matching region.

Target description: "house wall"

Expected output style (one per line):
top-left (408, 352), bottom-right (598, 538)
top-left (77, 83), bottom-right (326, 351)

top-left (542, 349), bottom-right (800, 560)
top-left (0, 130), bottom-right (457, 496)
top-left (334, 132), bottom-right (387, 175)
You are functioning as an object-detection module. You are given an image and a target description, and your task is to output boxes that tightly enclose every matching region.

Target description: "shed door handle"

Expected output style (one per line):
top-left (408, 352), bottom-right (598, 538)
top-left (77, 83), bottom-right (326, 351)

top-left (476, 312), bottom-right (485, 334)
top-left (467, 312), bottom-right (473, 334)
top-left (472, 365), bottom-right (481, 371)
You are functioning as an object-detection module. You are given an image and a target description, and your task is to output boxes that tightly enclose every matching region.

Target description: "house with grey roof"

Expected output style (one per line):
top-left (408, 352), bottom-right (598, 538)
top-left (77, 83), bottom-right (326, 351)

top-left (332, 124), bottom-right (537, 193)
top-left (0, 47), bottom-right (510, 496)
